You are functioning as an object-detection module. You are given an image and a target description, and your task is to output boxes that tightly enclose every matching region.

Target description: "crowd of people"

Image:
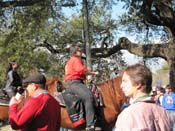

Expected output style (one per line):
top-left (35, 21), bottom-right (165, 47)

top-left (6, 44), bottom-right (99, 131)
top-left (154, 84), bottom-right (175, 130)
top-left (3, 45), bottom-right (175, 131)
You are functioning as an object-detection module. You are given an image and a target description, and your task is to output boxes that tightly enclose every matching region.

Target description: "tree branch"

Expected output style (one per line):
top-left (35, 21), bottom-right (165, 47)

top-left (140, 0), bottom-right (175, 35)
top-left (37, 40), bottom-right (69, 54)
top-left (36, 37), bottom-right (174, 61)
top-left (117, 37), bottom-right (175, 60)
top-left (0, 0), bottom-right (43, 8)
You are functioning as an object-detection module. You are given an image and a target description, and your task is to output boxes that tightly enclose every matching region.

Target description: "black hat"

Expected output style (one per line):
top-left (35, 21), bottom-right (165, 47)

top-left (23, 73), bottom-right (46, 85)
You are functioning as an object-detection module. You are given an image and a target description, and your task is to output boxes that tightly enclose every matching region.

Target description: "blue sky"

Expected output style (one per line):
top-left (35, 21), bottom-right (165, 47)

top-left (62, 1), bottom-right (125, 18)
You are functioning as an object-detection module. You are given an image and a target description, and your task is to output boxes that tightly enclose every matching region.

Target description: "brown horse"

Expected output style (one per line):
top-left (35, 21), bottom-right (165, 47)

top-left (0, 104), bottom-right (9, 121)
top-left (46, 76), bottom-right (127, 131)
top-left (0, 95), bottom-right (25, 127)
top-left (0, 90), bottom-right (10, 123)
top-left (0, 88), bottom-right (26, 124)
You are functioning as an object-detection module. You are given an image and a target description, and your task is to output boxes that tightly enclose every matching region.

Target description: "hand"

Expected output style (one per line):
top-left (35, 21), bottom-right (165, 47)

top-left (9, 95), bottom-right (24, 106)
top-left (94, 71), bottom-right (99, 75)
top-left (86, 70), bottom-right (99, 75)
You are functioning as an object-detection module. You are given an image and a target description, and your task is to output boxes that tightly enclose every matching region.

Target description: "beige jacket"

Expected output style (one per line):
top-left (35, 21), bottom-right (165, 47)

top-left (114, 100), bottom-right (173, 131)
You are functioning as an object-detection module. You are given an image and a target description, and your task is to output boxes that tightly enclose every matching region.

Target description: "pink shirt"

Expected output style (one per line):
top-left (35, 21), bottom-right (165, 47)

top-left (114, 100), bottom-right (173, 131)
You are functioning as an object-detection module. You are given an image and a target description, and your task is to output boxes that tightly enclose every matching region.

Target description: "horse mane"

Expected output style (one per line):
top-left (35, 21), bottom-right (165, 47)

top-left (98, 76), bottom-right (127, 114)
top-left (46, 76), bottom-right (65, 95)
top-left (98, 76), bottom-right (122, 90)
top-left (98, 76), bottom-right (123, 96)
top-left (46, 76), bottom-right (61, 85)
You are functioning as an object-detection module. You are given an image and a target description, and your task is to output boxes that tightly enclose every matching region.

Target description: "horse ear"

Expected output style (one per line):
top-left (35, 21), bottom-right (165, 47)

top-left (56, 80), bottom-right (65, 92)
top-left (46, 79), bottom-right (53, 85)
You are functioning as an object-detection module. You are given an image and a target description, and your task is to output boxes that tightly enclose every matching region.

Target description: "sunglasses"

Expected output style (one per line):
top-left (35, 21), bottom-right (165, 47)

top-left (77, 49), bottom-right (82, 52)
top-left (17, 86), bottom-right (26, 94)
top-left (22, 83), bottom-right (33, 89)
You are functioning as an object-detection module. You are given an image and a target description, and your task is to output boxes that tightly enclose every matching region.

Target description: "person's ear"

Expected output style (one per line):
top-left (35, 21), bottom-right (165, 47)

top-left (33, 84), bottom-right (38, 91)
top-left (136, 82), bottom-right (142, 89)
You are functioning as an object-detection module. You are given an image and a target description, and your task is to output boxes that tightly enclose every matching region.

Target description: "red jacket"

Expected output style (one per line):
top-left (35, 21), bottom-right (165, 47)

top-left (9, 93), bottom-right (61, 131)
top-left (65, 56), bottom-right (87, 81)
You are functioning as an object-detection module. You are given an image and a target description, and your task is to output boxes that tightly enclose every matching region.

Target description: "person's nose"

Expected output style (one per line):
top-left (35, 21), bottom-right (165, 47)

top-left (120, 82), bottom-right (124, 89)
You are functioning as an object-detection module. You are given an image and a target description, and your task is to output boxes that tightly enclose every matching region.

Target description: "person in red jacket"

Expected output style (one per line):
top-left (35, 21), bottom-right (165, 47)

top-left (8, 73), bottom-right (61, 131)
top-left (65, 44), bottom-right (98, 131)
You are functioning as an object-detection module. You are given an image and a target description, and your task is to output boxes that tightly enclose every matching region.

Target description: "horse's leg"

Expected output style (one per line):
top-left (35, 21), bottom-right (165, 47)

top-left (0, 120), bottom-right (3, 126)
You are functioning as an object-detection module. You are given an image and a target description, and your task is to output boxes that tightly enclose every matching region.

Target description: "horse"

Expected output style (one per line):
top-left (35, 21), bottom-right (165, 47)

top-left (46, 76), bottom-right (127, 131)
top-left (0, 89), bottom-right (27, 128)
top-left (0, 104), bottom-right (9, 122)
top-left (0, 90), bottom-right (10, 125)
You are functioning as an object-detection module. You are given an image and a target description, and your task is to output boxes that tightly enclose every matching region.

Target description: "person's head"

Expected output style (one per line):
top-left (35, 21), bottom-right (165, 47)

top-left (6, 61), bottom-right (19, 75)
top-left (120, 63), bottom-right (152, 98)
top-left (156, 87), bottom-right (165, 95)
top-left (23, 73), bottom-right (46, 97)
top-left (165, 84), bottom-right (173, 93)
top-left (70, 44), bottom-right (82, 57)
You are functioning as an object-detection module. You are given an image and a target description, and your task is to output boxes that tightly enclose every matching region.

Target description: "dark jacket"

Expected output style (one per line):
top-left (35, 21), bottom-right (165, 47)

top-left (4, 70), bottom-right (22, 91)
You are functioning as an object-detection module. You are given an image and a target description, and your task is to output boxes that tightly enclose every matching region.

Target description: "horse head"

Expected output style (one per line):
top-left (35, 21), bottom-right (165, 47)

top-left (46, 77), bottom-right (65, 96)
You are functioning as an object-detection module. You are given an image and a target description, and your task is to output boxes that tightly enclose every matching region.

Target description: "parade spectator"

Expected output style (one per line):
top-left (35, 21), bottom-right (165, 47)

top-left (165, 84), bottom-right (171, 94)
top-left (8, 73), bottom-right (61, 131)
top-left (3, 61), bottom-right (22, 99)
top-left (162, 84), bottom-right (175, 131)
top-left (151, 86), bottom-right (157, 97)
top-left (154, 87), bottom-right (165, 105)
top-left (114, 63), bottom-right (173, 131)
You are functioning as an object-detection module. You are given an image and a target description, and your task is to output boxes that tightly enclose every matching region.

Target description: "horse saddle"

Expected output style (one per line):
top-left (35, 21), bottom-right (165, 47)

top-left (52, 82), bottom-right (104, 128)
top-left (53, 82), bottom-right (103, 107)
top-left (0, 89), bottom-right (9, 106)
top-left (52, 92), bottom-right (66, 107)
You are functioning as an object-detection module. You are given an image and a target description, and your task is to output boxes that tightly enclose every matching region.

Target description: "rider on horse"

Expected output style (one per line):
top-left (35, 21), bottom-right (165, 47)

top-left (64, 44), bottom-right (99, 131)
top-left (3, 61), bottom-right (22, 99)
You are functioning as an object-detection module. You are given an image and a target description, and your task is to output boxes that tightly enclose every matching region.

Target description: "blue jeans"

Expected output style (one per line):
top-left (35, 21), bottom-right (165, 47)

top-left (167, 110), bottom-right (175, 131)
top-left (66, 80), bottom-right (95, 127)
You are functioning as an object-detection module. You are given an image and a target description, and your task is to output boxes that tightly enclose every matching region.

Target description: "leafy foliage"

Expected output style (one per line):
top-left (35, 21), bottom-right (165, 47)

top-left (3, 0), bottom-right (171, 85)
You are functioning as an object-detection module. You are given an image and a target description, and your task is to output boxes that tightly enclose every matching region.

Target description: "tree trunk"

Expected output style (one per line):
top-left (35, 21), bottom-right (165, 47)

top-left (169, 57), bottom-right (175, 92)
top-left (83, 0), bottom-right (92, 71)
